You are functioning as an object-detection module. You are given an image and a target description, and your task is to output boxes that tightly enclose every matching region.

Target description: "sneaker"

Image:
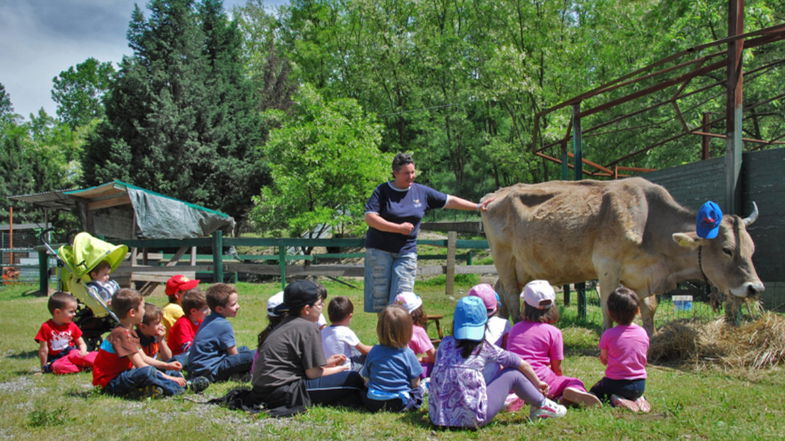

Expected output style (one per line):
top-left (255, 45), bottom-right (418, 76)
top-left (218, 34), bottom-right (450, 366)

top-left (530, 398), bottom-right (567, 419)
top-left (610, 394), bottom-right (639, 412)
top-left (187, 376), bottom-right (210, 394)
top-left (634, 396), bottom-right (651, 413)
top-left (562, 387), bottom-right (602, 407)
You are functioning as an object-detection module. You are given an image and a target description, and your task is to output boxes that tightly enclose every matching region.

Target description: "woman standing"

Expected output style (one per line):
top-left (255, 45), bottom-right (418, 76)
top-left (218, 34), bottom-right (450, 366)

top-left (363, 153), bottom-right (490, 313)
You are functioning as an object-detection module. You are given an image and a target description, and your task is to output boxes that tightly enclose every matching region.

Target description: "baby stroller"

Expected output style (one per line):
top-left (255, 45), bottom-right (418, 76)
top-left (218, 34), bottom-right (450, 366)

top-left (42, 232), bottom-right (128, 350)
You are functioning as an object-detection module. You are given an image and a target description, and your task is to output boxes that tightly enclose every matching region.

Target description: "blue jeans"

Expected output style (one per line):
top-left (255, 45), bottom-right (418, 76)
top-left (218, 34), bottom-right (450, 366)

top-left (305, 370), bottom-right (365, 408)
top-left (589, 377), bottom-right (646, 402)
top-left (364, 248), bottom-right (417, 313)
top-left (210, 347), bottom-right (254, 382)
top-left (104, 366), bottom-right (184, 397)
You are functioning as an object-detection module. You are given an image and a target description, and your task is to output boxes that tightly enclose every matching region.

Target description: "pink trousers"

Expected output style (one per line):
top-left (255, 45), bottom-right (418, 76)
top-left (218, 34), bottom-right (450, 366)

top-left (51, 351), bottom-right (97, 374)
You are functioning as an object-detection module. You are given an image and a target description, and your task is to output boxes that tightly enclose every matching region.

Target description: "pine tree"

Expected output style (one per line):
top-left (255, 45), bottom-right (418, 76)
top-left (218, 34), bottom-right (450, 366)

top-left (83, 0), bottom-right (265, 228)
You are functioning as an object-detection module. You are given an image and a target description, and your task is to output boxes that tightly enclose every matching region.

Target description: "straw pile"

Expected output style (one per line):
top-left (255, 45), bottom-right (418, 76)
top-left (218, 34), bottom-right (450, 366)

top-left (649, 312), bottom-right (785, 369)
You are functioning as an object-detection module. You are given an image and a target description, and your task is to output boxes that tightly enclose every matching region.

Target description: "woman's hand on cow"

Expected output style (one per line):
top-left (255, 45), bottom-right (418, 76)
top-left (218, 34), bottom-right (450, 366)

top-left (477, 197), bottom-right (495, 212)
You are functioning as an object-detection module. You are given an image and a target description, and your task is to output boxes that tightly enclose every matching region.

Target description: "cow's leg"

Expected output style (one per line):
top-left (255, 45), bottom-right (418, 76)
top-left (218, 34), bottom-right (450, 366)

top-left (639, 295), bottom-right (658, 336)
top-left (490, 248), bottom-right (522, 323)
top-left (596, 263), bottom-right (621, 330)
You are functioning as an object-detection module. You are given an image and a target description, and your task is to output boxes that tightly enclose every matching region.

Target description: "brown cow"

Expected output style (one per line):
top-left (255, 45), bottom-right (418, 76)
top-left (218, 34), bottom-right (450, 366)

top-left (481, 177), bottom-right (764, 335)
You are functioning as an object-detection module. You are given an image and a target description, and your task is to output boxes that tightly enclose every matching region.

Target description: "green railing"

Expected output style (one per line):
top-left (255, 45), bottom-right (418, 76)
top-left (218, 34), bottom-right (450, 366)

top-left (38, 232), bottom-right (490, 293)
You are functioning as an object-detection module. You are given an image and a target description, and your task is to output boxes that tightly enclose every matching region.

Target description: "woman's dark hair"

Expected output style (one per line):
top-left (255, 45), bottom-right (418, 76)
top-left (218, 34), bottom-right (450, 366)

top-left (456, 338), bottom-right (485, 359)
top-left (392, 153), bottom-right (414, 173)
top-left (410, 305), bottom-right (428, 327)
top-left (607, 287), bottom-right (640, 325)
top-left (257, 314), bottom-right (286, 349)
top-left (522, 303), bottom-right (560, 324)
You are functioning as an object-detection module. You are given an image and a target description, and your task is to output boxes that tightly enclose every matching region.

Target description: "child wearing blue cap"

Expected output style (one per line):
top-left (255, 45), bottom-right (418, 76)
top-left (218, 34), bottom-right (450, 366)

top-left (428, 296), bottom-right (566, 428)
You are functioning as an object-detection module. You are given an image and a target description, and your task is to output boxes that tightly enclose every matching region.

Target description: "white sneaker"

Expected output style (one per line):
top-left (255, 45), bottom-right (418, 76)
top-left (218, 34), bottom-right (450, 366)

top-left (530, 398), bottom-right (567, 419)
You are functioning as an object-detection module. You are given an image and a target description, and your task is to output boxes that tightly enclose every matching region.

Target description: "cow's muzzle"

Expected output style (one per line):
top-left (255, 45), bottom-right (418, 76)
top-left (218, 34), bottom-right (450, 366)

top-left (730, 281), bottom-right (765, 298)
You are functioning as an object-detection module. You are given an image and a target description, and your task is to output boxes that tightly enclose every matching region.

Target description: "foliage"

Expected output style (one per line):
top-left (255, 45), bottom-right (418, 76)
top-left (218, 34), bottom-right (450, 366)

top-left (51, 57), bottom-right (115, 128)
top-left (250, 84), bottom-right (388, 243)
top-left (82, 0), bottom-right (265, 229)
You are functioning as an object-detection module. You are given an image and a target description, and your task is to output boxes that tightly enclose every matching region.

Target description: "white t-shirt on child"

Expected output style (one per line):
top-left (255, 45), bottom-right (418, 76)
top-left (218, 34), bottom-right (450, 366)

top-left (321, 325), bottom-right (360, 368)
top-left (486, 316), bottom-right (511, 347)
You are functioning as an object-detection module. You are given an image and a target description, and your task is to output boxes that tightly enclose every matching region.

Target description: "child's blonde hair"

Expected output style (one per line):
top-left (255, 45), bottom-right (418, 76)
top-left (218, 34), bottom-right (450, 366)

top-left (377, 305), bottom-right (413, 348)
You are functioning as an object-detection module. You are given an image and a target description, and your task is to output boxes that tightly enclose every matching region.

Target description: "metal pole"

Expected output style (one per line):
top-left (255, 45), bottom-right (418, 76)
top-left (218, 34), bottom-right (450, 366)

top-left (573, 103), bottom-right (587, 321)
top-left (38, 247), bottom-right (49, 295)
top-left (725, 0), bottom-right (744, 215)
top-left (212, 230), bottom-right (224, 284)
top-left (278, 245), bottom-right (286, 291)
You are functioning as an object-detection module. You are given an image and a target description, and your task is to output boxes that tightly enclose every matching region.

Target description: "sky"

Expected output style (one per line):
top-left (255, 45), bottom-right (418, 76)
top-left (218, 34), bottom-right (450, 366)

top-left (0, 0), bottom-right (284, 120)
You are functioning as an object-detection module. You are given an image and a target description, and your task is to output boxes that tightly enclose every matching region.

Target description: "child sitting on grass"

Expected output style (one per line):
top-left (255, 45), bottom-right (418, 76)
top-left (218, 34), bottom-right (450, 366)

top-left (467, 283), bottom-right (510, 346)
top-left (92, 289), bottom-right (193, 398)
top-left (361, 305), bottom-right (424, 413)
top-left (161, 275), bottom-right (199, 333)
top-left (35, 291), bottom-right (97, 374)
top-left (136, 303), bottom-right (173, 361)
top-left (321, 296), bottom-right (372, 371)
top-left (168, 289), bottom-right (208, 357)
top-left (506, 280), bottom-right (600, 407)
top-left (394, 291), bottom-right (435, 377)
top-left (188, 283), bottom-right (254, 383)
top-left (589, 286), bottom-right (651, 413)
top-left (429, 296), bottom-right (566, 428)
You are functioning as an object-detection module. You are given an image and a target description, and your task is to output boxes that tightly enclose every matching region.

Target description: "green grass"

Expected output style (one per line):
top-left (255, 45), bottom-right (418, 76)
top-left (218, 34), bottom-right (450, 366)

top-left (1, 281), bottom-right (783, 440)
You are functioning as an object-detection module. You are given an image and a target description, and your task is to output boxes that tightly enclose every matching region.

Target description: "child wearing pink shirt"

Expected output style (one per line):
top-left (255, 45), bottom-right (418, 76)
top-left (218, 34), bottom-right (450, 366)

top-left (589, 286), bottom-right (651, 413)
top-left (394, 292), bottom-right (435, 377)
top-left (506, 280), bottom-right (600, 407)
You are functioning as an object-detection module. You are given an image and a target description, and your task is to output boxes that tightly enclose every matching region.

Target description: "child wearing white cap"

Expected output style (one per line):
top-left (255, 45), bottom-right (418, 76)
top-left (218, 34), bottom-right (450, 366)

top-left (394, 291), bottom-right (435, 377)
top-left (505, 280), bottom-right (600, 407)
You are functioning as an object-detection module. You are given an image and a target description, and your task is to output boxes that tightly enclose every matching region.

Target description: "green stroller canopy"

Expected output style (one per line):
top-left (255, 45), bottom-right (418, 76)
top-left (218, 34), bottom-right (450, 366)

top-left (58, 232), bottom-right (128, 279)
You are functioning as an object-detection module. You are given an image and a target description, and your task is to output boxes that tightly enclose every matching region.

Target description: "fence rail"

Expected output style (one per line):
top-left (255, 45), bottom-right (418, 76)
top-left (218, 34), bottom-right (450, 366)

top-left (35, 232), bottom-right (494, 294)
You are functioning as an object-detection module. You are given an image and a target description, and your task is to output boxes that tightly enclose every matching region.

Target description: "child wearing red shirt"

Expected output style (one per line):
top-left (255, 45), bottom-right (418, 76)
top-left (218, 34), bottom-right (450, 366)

top-left (35, 292), bottom-right (97, 374)
top-left (168, 290), bottom-right (208, 356)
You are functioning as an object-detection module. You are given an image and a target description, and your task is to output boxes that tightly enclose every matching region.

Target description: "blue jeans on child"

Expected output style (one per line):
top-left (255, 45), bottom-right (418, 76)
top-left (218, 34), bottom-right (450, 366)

top-left (364, 248), bottom-right (417, 313)
top-left (104, 366), bottom-right (184, 397)
top-left (589, 377), bottom-right (646, 402)
top-left (209, 346), bottom-right (255, 382)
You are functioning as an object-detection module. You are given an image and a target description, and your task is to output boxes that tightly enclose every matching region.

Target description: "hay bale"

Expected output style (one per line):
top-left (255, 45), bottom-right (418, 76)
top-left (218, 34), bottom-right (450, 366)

top-left (649, 312), bottom-right (785, 369)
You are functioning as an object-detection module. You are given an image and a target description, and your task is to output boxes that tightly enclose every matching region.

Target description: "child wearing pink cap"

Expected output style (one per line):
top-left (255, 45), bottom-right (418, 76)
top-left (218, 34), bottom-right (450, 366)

top-left (506, 280), bottom-right (600, 407)
top-left (394, 292), bottom-right (435, 377)
top-left (467, 283), bottom-right (510, 346)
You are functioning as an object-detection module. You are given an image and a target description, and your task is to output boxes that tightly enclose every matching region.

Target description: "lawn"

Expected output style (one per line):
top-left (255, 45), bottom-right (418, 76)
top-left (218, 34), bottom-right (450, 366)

top-left (1, 280), bottom-right (783, 441)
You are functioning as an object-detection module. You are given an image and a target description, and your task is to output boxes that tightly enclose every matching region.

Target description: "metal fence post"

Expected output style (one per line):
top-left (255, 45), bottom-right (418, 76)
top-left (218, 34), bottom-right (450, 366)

top-left (279, 245), bottom-right (287, 291)
top-left (212, 230), bottom-right (224, 283)
top-left (573, 103), bottom-right (587, 321)
top-left (38, 246), bottom-right (49, 295)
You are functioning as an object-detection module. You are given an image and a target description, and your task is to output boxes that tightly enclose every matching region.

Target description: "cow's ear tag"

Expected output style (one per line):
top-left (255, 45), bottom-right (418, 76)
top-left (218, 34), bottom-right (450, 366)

top-left (673, 232), bottom-right (701, 249)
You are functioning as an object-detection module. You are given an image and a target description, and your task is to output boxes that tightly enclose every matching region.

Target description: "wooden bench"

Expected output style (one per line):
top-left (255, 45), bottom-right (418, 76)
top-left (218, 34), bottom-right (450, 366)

top-left (426, 314), bottom-right (444, 345)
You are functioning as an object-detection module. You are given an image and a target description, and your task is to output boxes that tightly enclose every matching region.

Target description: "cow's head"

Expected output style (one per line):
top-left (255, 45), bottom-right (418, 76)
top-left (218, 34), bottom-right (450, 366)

top-left (672, 203), bottom-right (765, 298)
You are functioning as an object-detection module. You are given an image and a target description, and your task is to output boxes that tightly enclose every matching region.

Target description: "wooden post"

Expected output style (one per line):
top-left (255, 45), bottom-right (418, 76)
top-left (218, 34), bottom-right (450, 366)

top-left (445, 231), bottom-right (457, 297)
top-left (278, 245), bottom-right (287, 291)
top-left (190, 246), bottom-right (197, 266)
top-left (212, 230), bottom-right (224, 283)
top-left (38, 247), bottom-right (48, 295)
top-left (563, 283), bottom-right (571, 306)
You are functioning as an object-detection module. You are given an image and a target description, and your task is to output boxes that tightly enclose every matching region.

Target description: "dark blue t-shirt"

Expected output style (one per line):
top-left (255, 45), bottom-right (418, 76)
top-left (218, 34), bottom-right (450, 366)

top-left (188, 313), bottom-right (235, 378)
top-left (364, 182), bottom-right (448, 254)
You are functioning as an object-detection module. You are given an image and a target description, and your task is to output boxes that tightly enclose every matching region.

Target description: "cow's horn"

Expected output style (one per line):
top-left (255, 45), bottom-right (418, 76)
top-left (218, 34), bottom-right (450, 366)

top-left (742, 201), bottom-right (759, 226)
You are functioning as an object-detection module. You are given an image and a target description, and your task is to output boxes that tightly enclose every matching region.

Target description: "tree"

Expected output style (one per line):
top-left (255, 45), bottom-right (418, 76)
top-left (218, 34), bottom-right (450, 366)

top-left (250, 84), bottom-right (387, 246)
top-left (0, 83), bottom-right (14, 124)
top-left (83, 0), bottom-right (265, 228)
top-left (51, 58), bottom-right (115, 128)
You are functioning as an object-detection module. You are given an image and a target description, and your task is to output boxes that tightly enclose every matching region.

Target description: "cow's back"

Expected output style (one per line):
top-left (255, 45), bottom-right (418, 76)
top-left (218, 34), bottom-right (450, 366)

top-left (481, 178), bottom-right (657, 286)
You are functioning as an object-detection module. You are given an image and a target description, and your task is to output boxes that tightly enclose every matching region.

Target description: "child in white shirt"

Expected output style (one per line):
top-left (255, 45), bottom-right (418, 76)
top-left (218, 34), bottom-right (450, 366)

top-left (321, 296), bottom-right (372, 370)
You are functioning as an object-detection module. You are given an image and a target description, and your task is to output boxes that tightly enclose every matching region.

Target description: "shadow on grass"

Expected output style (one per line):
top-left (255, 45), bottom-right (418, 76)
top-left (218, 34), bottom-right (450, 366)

top-left (8, 350), bottom-right (38, 359)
